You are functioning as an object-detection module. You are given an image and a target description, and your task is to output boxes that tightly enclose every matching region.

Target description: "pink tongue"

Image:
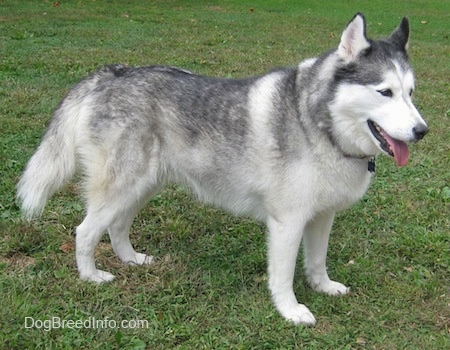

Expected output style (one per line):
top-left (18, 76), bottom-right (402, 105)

top-left (383, 132), bottom-right (410, 166)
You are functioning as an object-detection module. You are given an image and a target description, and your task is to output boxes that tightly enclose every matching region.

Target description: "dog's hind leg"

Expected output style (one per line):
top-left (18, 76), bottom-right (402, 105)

top-left (76, 186), bottom-right (157, 283)
top-left (107, 195), bottom-right (156, 267)
top-left (76, 135), bottom-right (161, 283)
top-left (76, 186), bottom-right (158, 283)
top-left (76, 210), bottom-right (116, 283)
top-left (303, 211), bottom-right (349, 295)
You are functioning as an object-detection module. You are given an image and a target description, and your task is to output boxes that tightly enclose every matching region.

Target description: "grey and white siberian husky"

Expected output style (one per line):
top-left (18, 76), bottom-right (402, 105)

top-left (17, 14), bottom-right (428, 325)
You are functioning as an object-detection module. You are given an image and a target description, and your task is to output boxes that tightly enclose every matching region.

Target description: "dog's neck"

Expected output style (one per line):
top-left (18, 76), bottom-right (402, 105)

top-left (344, 153), bottom-right (376, 173)
top-left (323, 123), bottom-right (376, 172)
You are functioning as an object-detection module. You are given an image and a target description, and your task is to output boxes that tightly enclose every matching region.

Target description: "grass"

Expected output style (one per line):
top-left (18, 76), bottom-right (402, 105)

top-left (0, 0), bottom-right (449, 348)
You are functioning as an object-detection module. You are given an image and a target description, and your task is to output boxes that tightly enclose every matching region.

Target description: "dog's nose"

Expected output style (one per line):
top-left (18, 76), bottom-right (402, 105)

top-left (413, 124), bottom-right (429, 140)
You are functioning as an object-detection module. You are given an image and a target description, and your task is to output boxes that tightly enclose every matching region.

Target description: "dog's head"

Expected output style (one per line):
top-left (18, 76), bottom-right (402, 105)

top-left (329, 13), bottom-right (428, 166)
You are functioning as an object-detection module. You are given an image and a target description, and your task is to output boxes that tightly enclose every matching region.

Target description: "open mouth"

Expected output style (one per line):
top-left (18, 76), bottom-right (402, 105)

top-left (367, 120), bottom-right (393, 156)
top-left (367, 120), bottom-right (410, 166)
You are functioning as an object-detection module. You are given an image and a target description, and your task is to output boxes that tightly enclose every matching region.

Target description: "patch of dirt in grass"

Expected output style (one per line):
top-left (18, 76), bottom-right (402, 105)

top-left (0, 253), bottom-right (35, 271)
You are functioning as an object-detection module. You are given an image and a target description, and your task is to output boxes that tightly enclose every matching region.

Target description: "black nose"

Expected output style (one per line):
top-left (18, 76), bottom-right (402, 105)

top-left (413, 124), bottom-right (429, 141)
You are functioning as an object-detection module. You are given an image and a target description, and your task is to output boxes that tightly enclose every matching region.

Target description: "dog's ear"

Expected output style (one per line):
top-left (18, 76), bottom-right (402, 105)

top-left (338, 13), bottom-right (371, 63)
top-left (388, 17), bottom-right (409, 51)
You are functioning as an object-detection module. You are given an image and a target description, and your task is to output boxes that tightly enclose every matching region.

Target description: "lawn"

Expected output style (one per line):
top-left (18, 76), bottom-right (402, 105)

top-left (0, 0), bottom-right (449, 349)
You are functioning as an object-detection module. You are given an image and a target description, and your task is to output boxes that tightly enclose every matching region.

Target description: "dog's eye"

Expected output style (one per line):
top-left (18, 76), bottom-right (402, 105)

top-left (377, 89), bottom-right (393, 98)
top-left (409, 89), bottom-right (414, 97)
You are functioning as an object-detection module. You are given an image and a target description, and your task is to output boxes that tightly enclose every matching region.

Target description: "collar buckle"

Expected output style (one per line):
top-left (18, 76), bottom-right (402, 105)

top-left (368, 157), bottom-right (376, 173)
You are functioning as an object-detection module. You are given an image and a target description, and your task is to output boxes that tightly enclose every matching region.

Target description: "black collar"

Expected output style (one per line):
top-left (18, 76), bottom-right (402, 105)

top-left (327, 131), bottom-right (376, 173)
top-left (344, 154), bottom-right (376, 173)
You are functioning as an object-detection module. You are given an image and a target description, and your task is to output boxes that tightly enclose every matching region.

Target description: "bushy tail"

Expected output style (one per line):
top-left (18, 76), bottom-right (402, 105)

top-left (17, 107), bottom-right (78, 219)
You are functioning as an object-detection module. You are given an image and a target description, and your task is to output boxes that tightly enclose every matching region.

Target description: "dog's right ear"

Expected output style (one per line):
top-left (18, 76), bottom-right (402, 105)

top-left (388, 17), bottom-right (410, 52)
top-left (338, 13), bottom-right (371, 63)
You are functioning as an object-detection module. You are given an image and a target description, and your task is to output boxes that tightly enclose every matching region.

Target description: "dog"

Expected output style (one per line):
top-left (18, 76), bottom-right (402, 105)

top-left (17, 13), bottom-right (428, 325)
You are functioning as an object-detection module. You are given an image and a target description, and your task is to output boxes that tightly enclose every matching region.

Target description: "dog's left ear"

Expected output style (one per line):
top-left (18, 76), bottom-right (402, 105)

top-left (388, 17), bottom-right (410, 51)
top-left (338, 13), bottom-right (371, 63)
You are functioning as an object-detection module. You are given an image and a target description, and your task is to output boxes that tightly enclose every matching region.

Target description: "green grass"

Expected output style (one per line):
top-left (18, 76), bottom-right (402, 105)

top-left (1, 0), bottom-right (449, 348)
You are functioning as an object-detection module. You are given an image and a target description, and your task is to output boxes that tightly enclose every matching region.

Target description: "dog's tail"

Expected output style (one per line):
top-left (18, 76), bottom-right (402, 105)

top-left (16, 98), bottom-right (80, 219)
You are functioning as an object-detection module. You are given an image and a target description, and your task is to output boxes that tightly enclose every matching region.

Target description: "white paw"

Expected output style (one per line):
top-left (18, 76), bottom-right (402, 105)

top-left (313, 280), bottom-right (349, 296)
top-left (80, 269), bottom-right (115, 283)
top-left (125, 253), bottom-right (154, 266)
top-left (280, 303), bottom-right (317, 326)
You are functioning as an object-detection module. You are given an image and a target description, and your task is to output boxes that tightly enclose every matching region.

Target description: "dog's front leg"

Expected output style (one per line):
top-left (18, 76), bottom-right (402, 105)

top-left (303, 211), bottom-right (349, 295)
top-left (267, 215), bottom-right (316, 326)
